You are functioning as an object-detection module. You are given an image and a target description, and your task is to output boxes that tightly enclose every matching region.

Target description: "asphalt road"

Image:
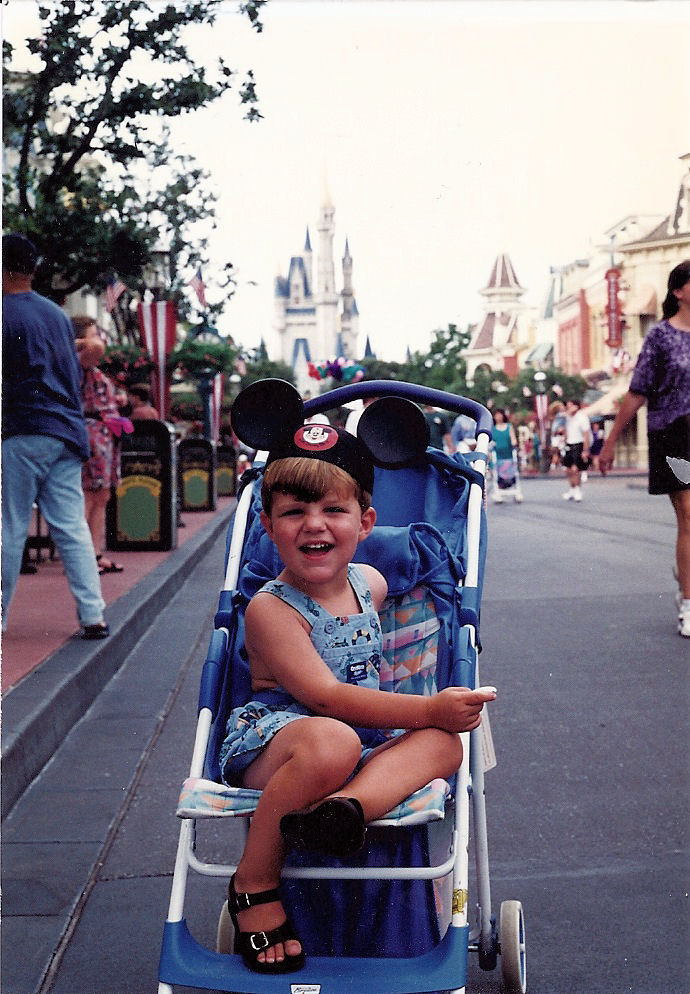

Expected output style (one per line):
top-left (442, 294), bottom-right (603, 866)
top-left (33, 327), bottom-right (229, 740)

top-left (3, 474), bottom-right (688, 994)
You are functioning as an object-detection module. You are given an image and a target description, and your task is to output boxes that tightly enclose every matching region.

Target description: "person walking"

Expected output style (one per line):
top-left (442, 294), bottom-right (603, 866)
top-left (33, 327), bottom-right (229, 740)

top-left (491, 408), bottom-right (522, 503)
top-left (561, 398), bottom-right (592, 502)
top-left (599, 259), bottom-right (690, 638)
top-left (73, 314), bottom-right (126, 576)
top-left (2, 233), bottom-right (108, 638)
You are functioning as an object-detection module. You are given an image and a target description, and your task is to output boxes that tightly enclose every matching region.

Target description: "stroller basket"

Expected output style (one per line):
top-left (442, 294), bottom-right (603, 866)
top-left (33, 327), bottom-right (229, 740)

top-left (159, 382), bottom-right (526, 994)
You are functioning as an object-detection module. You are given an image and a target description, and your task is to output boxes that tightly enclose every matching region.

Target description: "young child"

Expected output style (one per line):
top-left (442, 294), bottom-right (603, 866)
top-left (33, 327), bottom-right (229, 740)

top-left (219, 419), bottom-right (496, 974)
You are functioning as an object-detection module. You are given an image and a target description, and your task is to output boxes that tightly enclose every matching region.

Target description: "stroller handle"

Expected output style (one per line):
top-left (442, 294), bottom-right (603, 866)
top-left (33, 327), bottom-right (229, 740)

top-left (303, 380), bottom-right (493, 440)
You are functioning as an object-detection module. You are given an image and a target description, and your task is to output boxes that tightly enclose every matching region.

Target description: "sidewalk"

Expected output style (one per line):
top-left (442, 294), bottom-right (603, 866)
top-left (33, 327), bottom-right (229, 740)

top-left (1, 497), bottom-right (235, 817)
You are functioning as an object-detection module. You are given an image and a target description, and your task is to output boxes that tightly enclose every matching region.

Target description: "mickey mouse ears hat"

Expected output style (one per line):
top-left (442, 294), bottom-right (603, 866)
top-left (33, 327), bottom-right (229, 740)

top-left (231, 379), bottom-right (429, 493)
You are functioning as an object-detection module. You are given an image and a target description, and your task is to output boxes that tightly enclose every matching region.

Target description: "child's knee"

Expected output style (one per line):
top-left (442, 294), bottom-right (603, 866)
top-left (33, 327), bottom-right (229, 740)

top-left (425, 728), bottom-right (463, 776)
top-left (294, 718), bottom-right (361, 778)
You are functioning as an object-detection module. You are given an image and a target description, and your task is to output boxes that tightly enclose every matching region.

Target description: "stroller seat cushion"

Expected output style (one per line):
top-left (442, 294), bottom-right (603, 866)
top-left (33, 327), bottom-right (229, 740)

top-left (177, 776), bottom-right (451, 826)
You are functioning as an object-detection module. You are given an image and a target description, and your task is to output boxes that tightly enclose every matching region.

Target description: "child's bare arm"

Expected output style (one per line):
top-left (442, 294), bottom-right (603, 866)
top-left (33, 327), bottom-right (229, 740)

top-left (245, 595), bottom-right (494, 733)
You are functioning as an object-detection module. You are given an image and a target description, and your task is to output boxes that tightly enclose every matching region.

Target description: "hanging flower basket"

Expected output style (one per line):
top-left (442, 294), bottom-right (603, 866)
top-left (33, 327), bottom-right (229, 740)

top-left (101, 344), bottom-right (154, 387)
top-left (170, 338), bottom-right (236, 380)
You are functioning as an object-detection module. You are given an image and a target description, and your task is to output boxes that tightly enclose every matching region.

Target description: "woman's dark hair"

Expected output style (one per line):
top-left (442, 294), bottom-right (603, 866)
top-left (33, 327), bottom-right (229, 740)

top-left (493, 408), bottom-right (508, 421)
top-left (129, 383), bottom-right (152, 402)
top-left (662, 259), bottom-right (690, 319)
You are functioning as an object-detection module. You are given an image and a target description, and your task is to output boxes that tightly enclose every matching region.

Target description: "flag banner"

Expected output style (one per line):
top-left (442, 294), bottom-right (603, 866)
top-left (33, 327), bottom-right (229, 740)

top-left (210, 372), bottom-right (224, 444)
top-left (105, 277), bottom-right (127, 313)
top-left (137, 299), bottom-right (177, 419)
top-left (188, 268), bottom-right (207, 309)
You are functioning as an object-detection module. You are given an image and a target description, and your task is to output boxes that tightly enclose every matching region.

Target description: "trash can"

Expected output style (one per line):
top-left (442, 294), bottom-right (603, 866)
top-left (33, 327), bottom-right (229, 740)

top-left (106, 421), bottom-right (178, 551)
top-left (178, 437), bottom-right (217, 512)
top-left (216, 444), bottom-right (237, 497)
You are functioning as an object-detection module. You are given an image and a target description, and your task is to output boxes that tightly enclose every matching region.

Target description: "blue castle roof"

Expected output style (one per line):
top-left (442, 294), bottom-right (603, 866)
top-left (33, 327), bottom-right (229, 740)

top-left (292, 337), bottom-right (312, 366)
top-left (288, 256), bottom-right (311, 298)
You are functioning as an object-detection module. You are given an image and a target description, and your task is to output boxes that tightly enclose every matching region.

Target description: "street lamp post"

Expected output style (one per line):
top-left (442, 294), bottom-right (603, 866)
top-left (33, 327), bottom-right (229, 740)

top-left (188, 318), bottom-right (223, 441)
top-left (533, 370), bottom-right (549, 472)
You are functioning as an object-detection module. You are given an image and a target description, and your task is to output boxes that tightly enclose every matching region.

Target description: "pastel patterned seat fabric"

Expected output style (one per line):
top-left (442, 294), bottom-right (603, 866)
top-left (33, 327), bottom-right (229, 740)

top-left (379, 586), bottom-right (441, 697)
top-left (177, 776), bottom-right (450, 827)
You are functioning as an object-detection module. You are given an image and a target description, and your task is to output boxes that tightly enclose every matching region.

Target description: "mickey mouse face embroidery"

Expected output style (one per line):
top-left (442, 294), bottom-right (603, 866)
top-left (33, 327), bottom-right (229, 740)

top-left (295, 424), bottom-right (338, 450)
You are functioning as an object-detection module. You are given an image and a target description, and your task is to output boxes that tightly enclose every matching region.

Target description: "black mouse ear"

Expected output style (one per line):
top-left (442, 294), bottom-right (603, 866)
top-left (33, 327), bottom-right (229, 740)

top-left (230, 379), bottom-right (304, 450)
top-left (357, 397), bottom-right (430, 468)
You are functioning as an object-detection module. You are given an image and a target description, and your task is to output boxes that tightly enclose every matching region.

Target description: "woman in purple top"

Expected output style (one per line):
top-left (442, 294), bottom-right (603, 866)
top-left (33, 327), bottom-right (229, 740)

top-left (599, 260), bottom-right (690, 638)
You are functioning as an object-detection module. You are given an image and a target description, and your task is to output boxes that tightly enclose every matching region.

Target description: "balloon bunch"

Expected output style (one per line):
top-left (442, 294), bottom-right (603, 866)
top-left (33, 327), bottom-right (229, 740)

top-left (307, 356), bottom-right (364, 383)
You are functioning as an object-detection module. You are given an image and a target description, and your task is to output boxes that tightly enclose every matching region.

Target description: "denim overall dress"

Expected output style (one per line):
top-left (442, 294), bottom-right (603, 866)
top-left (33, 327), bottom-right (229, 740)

top-left (219, 565), bottom-right (389, 786)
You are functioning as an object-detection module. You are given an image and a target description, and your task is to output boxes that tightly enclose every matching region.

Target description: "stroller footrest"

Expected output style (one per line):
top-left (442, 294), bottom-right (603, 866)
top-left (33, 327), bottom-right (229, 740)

top-left (177, 777), bottom-right (450, 826)
top-left (159, 918), bottom-right (469, 993)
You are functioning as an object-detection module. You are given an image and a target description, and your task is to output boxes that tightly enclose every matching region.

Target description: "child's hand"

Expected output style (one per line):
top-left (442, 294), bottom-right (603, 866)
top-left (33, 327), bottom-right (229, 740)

top-left (427, 686), bottom-right (496, 733)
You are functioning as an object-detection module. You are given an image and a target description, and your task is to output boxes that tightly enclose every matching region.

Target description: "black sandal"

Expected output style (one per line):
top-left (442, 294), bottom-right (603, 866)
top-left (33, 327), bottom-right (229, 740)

top-left (96, 555), bottom-right (124, 574)
top-left (280, 796), bottom-right (366, 857)
top-left (227, 874), bottom-right (305, 974)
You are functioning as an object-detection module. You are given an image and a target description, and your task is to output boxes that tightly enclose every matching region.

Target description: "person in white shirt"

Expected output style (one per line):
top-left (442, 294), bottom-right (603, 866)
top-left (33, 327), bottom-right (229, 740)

top-left (561, 398), bottom-right (592, 502)
top-left (344, 396), bottom-right (376, 436)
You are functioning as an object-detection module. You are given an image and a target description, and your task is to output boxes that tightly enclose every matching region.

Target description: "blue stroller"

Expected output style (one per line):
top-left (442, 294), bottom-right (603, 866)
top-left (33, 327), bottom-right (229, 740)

top-left (158, 381), bottom-right (527, 994)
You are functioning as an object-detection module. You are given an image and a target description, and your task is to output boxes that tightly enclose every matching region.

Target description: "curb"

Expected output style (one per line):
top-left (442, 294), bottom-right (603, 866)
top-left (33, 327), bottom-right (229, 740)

top-left (1, 506), bottom-right (233, 819)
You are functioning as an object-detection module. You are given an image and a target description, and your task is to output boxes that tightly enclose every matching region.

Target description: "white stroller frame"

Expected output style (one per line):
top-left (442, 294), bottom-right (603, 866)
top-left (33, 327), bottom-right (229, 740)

top-left (158, 382), bottom-right (526, 994)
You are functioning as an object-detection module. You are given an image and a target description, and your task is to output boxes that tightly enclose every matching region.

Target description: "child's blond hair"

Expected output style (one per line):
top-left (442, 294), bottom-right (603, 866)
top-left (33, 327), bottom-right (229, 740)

top-left (261, 457), bottom-right (371, 515)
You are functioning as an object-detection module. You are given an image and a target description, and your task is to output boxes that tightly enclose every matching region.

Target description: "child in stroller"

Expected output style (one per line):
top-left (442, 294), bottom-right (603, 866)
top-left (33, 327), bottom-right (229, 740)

top-left (220, 382), bottom-right (496, 975)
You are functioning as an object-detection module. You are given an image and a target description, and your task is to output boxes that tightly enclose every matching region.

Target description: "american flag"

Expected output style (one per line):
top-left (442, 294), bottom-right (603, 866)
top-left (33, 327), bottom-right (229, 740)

top-left (105, 276), bottom-right (127, 313)
top-left (187, 268), bottom-right (207, 308)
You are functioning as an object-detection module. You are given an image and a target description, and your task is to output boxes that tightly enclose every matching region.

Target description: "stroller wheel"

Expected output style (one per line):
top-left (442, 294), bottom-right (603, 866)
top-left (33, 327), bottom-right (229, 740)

top-left (217, 900), bottom-right (235, 954)
top-left (500, 900), bottom-right (526, 993)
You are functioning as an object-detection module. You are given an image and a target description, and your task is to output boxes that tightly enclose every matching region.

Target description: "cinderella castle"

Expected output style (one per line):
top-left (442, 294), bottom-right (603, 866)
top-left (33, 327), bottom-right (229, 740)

top-left (273, 192), bottom-right (360, 395)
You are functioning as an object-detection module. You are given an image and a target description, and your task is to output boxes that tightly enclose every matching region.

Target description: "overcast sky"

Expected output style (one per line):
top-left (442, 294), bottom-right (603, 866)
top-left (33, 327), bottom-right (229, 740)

top-left (5, 1), bottom-right (690, 361)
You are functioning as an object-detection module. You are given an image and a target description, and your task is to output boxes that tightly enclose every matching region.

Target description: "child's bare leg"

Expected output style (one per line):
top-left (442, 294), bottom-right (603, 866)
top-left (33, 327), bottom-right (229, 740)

top-left (234, 717), bottom-right (361, 965)
top-left (344, 728), bottom-right (463, 821)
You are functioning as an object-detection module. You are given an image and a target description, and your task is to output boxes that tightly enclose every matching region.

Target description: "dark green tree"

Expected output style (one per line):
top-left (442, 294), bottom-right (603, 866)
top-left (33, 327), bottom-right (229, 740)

top-left (359, 356), bottom-right (406, 381)
top-left (240, 351), bottom-right (295, 389)
top-left (400, 323), bottom-right (472, 394)
top-left (3, 0), bottom-right (266, 332)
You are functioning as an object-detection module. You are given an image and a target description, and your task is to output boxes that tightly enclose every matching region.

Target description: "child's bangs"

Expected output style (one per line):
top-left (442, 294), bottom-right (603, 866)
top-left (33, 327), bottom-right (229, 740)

top-left (263, 458), bottom-right (369, 510)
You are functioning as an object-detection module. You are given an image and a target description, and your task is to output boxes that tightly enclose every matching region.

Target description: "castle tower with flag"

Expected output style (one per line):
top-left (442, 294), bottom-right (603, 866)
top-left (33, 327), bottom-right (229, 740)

top-left (274, 191), bottom-right (360, 395)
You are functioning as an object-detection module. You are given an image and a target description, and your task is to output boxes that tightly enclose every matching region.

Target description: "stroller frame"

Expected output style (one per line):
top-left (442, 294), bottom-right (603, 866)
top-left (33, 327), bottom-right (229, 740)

top-left (159, 382), bottom-right (522, 994)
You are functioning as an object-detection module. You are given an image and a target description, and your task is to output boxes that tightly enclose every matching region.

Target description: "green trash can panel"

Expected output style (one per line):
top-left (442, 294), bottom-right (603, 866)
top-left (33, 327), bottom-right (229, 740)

top-left (183, 469), bottom-right (209, 508)
top-left (217, 466), bottom-right (235, 496)
top-left (117, 476), bottom-right (161, 542)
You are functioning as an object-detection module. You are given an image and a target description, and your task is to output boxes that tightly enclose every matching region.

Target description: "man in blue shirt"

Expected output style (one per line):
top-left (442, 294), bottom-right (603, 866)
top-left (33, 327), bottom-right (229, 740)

top-left (2, 233), bottom-right (108, 638)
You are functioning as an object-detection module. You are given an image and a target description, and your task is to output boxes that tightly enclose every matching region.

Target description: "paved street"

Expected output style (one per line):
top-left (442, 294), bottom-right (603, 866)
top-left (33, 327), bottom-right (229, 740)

top-left (2, 473), bottom-right (688, 994)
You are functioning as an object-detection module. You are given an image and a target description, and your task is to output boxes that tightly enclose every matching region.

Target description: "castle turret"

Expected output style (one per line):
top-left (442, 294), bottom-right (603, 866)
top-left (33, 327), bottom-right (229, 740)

top-left (303, 227), bottom-right (313, 296)
top-left (340, 237), bottom-right (357, 357)
top-left (315, 188), bottom-right (339, 359)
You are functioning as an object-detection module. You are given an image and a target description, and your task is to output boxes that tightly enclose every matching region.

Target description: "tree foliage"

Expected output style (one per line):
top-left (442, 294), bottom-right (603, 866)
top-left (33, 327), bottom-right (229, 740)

top-left (240, 350), bottom-right (296, 389)
top-left (3, 0), bottom-right (265, 329)
top-left (401, 323), bottom-right (472, 394)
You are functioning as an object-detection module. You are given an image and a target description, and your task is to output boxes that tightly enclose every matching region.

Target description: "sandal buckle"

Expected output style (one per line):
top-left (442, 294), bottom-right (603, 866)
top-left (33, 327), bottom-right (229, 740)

top-left (234, 890), bottom-right (252, 910)
top-left (250, 931), bottom-right (270, 951)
